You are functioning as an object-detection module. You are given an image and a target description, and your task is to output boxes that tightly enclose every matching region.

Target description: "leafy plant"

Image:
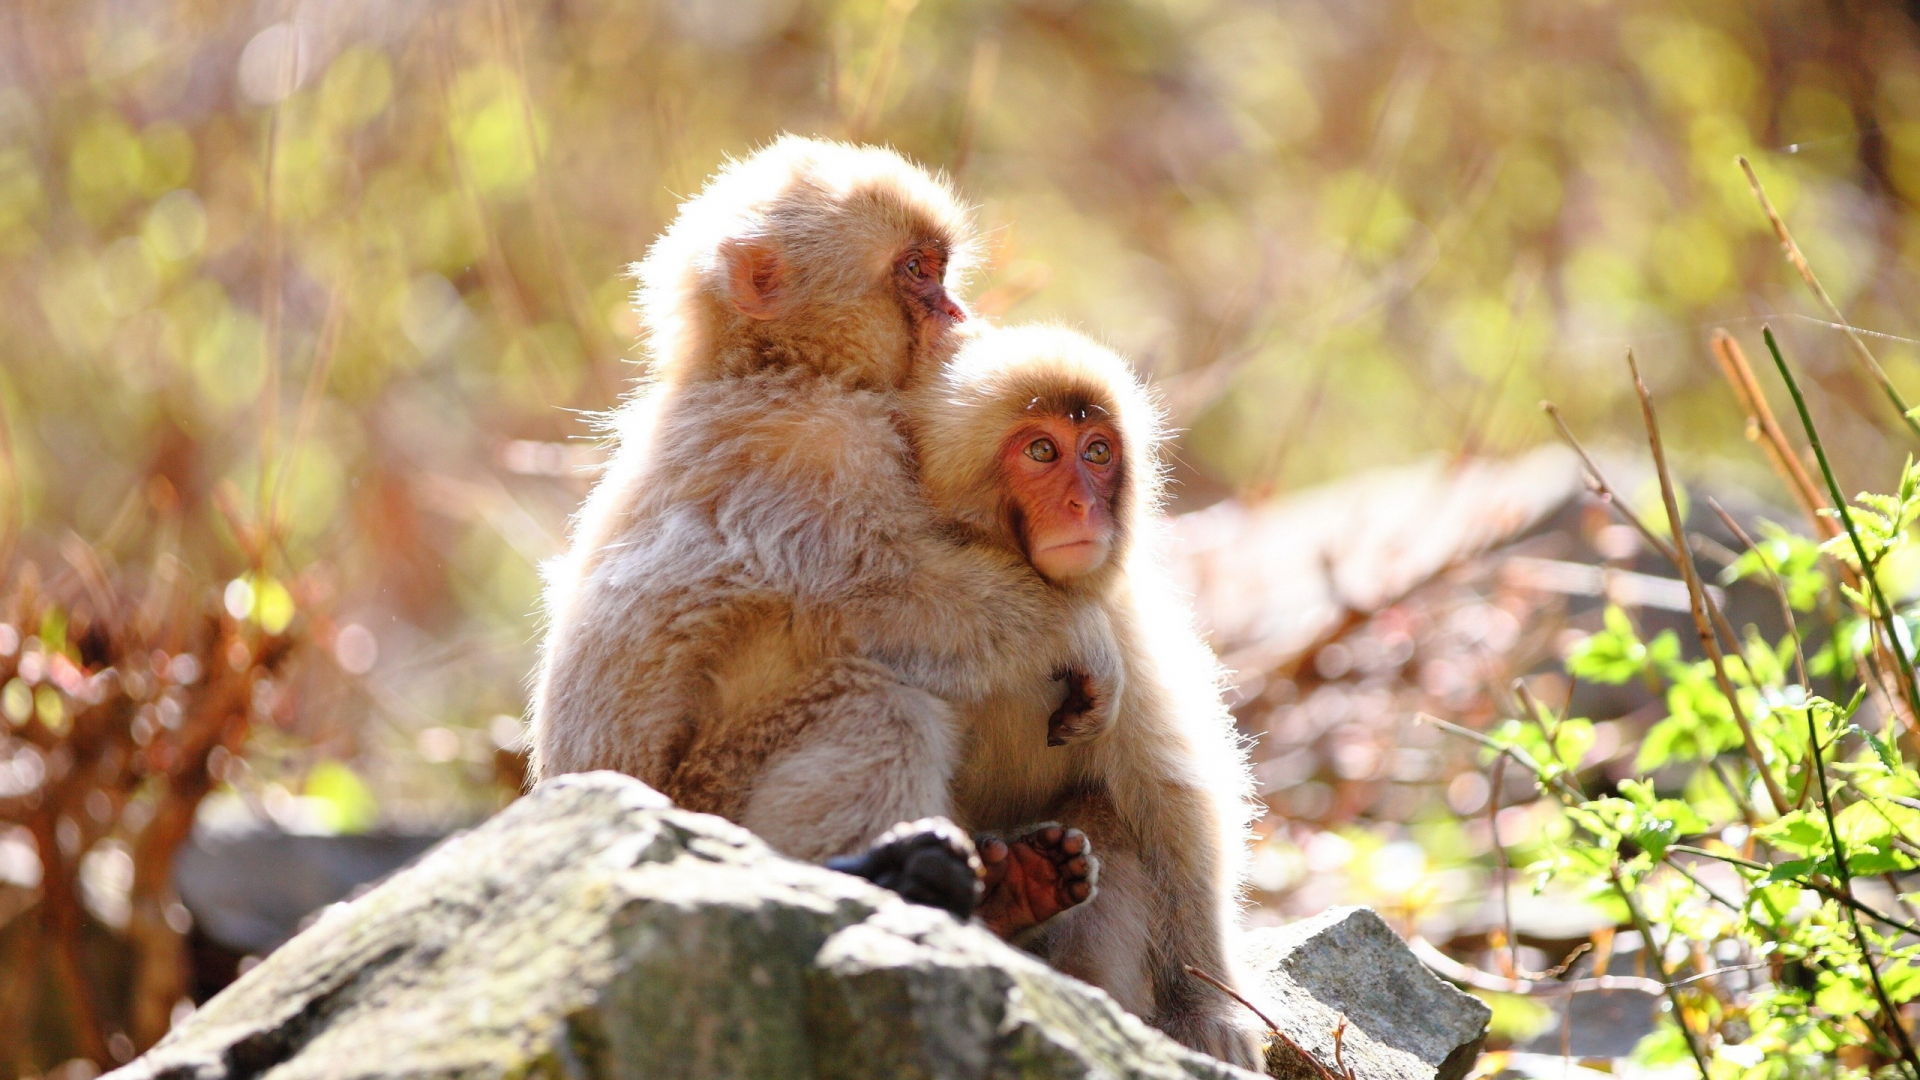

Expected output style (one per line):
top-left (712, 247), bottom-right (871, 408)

top-left (1440, 162), bottom-right (1920, 1077)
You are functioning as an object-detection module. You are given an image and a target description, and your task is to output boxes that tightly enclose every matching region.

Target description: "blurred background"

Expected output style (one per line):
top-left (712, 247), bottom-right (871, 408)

top-left (7, 0), bottom-right (1920, 1074)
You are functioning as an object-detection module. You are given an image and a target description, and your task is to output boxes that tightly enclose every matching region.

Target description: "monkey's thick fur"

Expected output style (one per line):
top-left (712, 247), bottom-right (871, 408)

top-left (530, 137), bottom-right (1117, 861)
top-left (528, 138), bottom-right (1257, 1067)
top-left (913, 325), bottom-right (1260, 1066)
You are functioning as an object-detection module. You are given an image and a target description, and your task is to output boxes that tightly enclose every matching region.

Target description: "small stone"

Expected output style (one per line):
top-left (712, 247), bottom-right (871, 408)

top-left (1245, 907), bottom-right (1490, 1080)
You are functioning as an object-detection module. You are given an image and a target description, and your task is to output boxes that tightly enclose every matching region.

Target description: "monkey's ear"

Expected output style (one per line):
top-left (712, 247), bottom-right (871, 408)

top-left (719, 238), bottom-right (788, 320)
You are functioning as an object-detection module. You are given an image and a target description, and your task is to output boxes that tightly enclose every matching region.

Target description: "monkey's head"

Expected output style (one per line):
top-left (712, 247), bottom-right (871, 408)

top-left (635, 135), bottom-right (977, 389)
top-left (914, 325), bottom-right (1165, 593)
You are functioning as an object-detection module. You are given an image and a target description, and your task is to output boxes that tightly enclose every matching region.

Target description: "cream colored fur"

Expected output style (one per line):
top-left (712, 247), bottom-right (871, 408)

top-left (529, 139), bottom-right (1118, 865)
top-left (912, 324), bottom-right (1262, 1068)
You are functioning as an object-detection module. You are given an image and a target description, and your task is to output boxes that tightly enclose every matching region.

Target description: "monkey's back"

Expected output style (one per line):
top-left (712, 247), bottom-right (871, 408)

top-left (529, 366), bottom-right (935, 785)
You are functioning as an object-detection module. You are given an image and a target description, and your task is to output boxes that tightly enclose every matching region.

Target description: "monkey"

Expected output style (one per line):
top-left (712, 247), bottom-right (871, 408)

top-left (904, 323), bottom-right (1263, 1069)
top-left (528, 136), bottom-right (1113, 934)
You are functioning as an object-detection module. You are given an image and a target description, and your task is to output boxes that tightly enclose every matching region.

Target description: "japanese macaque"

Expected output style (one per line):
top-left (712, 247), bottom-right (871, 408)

top-left (529, 137), bottom-right (1115, 931)
top-left (911, 324), bottom-right (1262, 1068)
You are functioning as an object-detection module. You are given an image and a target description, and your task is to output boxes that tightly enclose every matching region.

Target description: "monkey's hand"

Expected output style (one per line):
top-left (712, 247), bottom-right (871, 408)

top-left (1048, 668), bottom-right (1116, 746)
top-left (976, 823), bottom-right (1098, 941)
top-left (825, 818), bottom-right (983, 922)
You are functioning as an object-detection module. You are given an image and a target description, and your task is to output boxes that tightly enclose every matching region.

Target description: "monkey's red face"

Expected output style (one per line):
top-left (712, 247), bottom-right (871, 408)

top-left (1000, 416), bottom-right (1120, 582)
top-left (895, 245), bottom-right (966, 332)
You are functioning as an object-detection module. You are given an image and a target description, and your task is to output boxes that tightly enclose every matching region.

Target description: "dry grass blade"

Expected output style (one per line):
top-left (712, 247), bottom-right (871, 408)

top-left (1740, 156), bottom-right (1920, 442)
top-left (1624, 350), bottom-right (1789, 815)
top-left (1710, 329), bottom-right (1837, 538)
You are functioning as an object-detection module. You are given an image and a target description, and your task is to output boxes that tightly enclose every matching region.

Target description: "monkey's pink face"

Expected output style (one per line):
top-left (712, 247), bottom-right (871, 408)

top-left (1000, 416), bottom-right (1120, 582)
top-left (895, 245), bottom-right (966, 346)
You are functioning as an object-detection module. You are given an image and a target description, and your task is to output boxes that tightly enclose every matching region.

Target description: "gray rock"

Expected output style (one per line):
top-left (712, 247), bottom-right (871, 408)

top-left (111, 771), bottom-right (1263, 1080)
top-left (1246, 907), bottom-right (1489, 1080)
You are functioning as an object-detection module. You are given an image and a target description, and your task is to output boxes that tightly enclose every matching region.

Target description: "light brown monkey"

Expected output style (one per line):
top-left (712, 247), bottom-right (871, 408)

top-left (529, 137), bottom-right (1114, 924)
top-left (908, 323), bottom-right (1262, 1068)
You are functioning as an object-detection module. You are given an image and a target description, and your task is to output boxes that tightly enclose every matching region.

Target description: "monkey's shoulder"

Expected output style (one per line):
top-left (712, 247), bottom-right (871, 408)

top-left (639, 372), bottom-right (911, 477)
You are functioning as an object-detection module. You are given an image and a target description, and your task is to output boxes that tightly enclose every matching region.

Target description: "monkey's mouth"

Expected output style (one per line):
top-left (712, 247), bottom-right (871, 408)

top-left (1033, 538), bottom-right (1110, 579)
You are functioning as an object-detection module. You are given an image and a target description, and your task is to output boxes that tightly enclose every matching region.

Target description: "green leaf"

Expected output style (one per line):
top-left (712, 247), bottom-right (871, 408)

top-left (1835, 801), bottom-right (1920, 847)
top-left (1629, 1020), bottom-right (1695, 1067)
top-left (1567, 606), bottom-right (1653, 685)
top-left (1757, 810), bottom-right (1831, 857)
top-left (1881, 961), bottom-right (1920, 1004)
top-left (1766, 858), bottom-right (1814, 883)
top-left (1843, 848), bottom-right (1913, 876)
top-left (1814, 972), bottom-right (1876, 1017)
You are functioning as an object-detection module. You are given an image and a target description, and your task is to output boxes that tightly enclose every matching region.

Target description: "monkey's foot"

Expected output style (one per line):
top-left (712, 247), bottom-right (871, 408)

top-left (975, 823), bottom-right (1098, 939)
top-left (1048, 670), bottom-right (1110, 746)
top-left (825, 817), bottom-right (983, 922)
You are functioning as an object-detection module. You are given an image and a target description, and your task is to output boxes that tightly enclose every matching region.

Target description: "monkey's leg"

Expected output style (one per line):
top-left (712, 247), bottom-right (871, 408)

top-left (729, 659), bottom-right (960, 858)
top-left (1033, 790), bottom-right (1261, 1069)
top-left (975, 823), bottom-right (1097, 939)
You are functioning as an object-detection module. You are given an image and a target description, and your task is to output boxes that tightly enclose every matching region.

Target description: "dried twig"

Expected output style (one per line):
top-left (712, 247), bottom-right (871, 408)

top-left (1183, 964), bottom-right (1340, 1080)
top-left (1331, 1015), bottom-right (1356, 1080)
top-left (1624, 350), bottom-right (1789, 815)
top-left (1409, 935), bottom-right (1665, 997)
top-left (1740, 157), bottom-right (1920, 442)
top-left (1709, 330), bottom-right (1836, 538)
top-left (1541, 401), bottom-right (1746, 653)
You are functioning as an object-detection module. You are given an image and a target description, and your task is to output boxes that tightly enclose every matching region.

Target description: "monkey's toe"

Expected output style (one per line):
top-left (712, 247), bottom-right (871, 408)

top-left (975, 822), bottom-right (1098, 940)
top-left (826, 817), bottom-right (984, 922)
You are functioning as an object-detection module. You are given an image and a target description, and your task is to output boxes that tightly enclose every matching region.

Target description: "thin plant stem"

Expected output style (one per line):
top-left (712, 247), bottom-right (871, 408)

top-left (1807, 705), bottom-right (1920, 1076)
top-left (1670, 844), bottom-right (1920, 939)
top-left (1487, 755), bottom-right (1518, 978)
top-left (1612, 866), bottom-right (1711, 1079)
top-left (1740, 157), bottom-right (1920, 443)
top-left (1543, 400), bottom-right (1747, 657)
top-left (1625, 350), bottom-right (1789, 815)
top-left (1415, 713), bottom-right (1585, 803)
top-left (1762, 325), bottom-right (1920, 725)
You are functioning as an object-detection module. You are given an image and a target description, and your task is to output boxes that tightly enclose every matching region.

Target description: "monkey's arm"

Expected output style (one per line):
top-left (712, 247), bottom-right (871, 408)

top-left (838, 536), bottom-right (1122, 711)
top-left (531, 552), bottom-right (782, 787)
top-left (1048, 603), bottom-right (1124, 745)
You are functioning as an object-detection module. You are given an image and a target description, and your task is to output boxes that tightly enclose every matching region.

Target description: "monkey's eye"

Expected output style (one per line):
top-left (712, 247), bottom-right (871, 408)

top-left (1025, 437), bottom-right (1058, 463)
top-left (1082, 440), bottom-right (1112, 466)
top-left (905, 255), bottom-right (925, 279)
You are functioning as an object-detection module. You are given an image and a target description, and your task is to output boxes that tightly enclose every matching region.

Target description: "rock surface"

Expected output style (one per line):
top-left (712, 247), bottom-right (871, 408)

top-left (1246, 907), bottom-right (1491, 1080)
top-left (111, 772), bottom-right (1263, 1080)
